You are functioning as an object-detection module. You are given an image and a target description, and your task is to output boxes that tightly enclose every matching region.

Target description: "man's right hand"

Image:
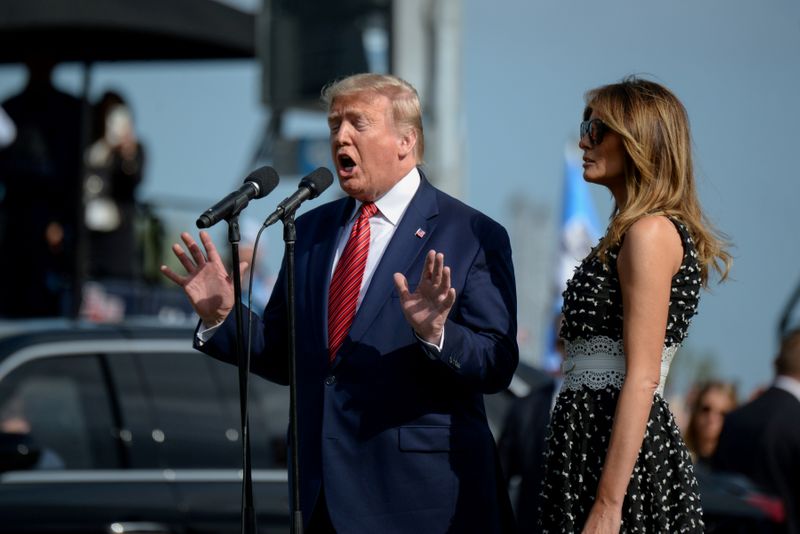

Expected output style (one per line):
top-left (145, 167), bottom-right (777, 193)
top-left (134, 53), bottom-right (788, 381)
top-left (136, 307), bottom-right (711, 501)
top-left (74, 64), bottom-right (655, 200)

top-left (160, 231), bottom-right (246, 326)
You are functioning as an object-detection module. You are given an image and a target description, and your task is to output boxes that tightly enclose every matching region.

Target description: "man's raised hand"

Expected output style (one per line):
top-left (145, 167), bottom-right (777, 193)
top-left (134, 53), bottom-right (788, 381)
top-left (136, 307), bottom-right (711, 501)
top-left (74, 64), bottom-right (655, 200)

top-left (393, 250), bottom-right (456, 345)
top-left (160, 231), bottom-right (247, 326)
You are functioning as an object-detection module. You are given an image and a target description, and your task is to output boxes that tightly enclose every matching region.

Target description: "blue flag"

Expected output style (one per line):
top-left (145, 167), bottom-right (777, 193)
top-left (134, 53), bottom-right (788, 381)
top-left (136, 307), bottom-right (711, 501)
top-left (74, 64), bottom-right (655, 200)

top-left (542, 145), bottom-right (602, 372)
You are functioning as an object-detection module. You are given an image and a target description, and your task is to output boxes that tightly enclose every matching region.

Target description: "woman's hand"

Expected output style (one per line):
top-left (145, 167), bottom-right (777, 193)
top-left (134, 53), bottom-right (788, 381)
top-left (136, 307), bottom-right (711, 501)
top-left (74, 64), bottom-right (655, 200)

top-left (581, 500), bottom-right (622, 534)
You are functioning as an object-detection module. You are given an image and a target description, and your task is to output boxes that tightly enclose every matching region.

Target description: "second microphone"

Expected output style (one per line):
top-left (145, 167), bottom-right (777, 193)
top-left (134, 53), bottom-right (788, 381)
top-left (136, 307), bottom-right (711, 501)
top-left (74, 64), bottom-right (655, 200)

top-left (262, 167), bottom-right (334, 228)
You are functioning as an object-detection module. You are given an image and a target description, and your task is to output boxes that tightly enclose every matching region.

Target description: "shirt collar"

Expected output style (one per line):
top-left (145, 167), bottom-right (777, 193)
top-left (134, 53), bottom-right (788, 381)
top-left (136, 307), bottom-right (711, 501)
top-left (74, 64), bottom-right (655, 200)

top-left (774, 375), bottom-right (800, 403)
top-left (349, 167), bottom-right (421, 226)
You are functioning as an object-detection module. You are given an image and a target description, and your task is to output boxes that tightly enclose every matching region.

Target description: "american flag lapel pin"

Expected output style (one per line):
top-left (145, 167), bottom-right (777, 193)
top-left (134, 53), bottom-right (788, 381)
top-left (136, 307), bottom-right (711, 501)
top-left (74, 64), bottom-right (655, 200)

top-left (414, 228), bottom-right (426, 239)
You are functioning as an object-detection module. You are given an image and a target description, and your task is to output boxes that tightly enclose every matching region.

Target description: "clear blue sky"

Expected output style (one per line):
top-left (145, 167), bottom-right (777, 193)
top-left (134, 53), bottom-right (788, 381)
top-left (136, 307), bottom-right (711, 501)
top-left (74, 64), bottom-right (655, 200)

top-left (1, 0), bottom-right (798, 396)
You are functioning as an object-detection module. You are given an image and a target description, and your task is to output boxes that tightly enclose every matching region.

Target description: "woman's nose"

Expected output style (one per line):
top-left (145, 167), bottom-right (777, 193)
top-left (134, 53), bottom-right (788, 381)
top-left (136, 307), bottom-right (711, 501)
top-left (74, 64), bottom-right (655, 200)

top-left (578, 132), bottom-right (591, 150)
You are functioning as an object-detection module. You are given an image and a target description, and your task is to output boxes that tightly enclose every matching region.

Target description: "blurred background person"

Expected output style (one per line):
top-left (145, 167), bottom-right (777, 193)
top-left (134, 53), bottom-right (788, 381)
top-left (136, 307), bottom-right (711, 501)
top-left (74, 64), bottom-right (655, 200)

top-left (84, 90), bottom-right (145, 282)
top-left (0, 57), bottom-right (82, 317)
top-left (684, 381), bottom-right (737, 466)
top-left (0, 392), bottom-right (65, 470)
top-left (713, 329), bottom-right (800, 534)
top-left (497, 317), bottom-right (563, 534)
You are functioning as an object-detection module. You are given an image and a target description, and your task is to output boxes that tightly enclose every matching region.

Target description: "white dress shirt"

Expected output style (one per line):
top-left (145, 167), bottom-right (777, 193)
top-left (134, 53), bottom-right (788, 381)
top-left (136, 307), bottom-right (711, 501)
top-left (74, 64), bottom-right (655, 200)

top-left (330, 166), bottom-right (420, 309)
top-left (774, 375), bottom-right (800, 403)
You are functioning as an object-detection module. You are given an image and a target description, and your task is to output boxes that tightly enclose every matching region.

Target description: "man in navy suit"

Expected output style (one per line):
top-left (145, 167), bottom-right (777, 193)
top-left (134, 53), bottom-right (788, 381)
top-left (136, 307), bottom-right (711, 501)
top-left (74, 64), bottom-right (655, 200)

top-left (713, 329), bottom-right (800, 534)
top-left (162, 73), bottom-right (518, 533)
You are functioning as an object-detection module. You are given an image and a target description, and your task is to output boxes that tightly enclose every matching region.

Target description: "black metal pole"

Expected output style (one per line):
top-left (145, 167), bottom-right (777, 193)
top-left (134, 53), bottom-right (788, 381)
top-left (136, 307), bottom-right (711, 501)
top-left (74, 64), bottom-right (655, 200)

top-left (227, 215), bottom-right (257, 534)
top-left (283, 213), bottom-right (303, 534)
top-left (778, 274), bottom-right (800, 340)
top-left (72, 61), bottom-right (93, 318)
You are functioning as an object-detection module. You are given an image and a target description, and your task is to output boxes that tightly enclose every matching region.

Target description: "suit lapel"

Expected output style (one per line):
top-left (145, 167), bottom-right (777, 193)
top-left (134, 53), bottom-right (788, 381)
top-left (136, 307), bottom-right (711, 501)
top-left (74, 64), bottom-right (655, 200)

top-left (334, 177), bottom-right (439, 364)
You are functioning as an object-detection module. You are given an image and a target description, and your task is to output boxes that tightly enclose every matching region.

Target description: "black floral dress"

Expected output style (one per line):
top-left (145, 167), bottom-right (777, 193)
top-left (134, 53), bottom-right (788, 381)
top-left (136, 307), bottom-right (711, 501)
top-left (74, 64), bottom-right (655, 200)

top-left (539, 219), bottom-right (705, 533)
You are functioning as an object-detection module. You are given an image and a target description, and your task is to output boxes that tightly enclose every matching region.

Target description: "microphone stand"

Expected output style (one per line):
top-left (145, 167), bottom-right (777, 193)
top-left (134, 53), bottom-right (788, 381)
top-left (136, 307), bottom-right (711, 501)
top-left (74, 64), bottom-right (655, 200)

top-left (261, 175), bottom-right (335, 532)
top-left (226, 214), bottom-right (257, 534)
top-left (282, 212), bottom-right (303, 534)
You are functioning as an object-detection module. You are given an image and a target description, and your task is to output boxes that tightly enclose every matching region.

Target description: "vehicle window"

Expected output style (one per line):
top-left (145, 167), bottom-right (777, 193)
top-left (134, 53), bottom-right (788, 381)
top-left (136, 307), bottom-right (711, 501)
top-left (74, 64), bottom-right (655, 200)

top-left (209, 359), bottom-right (289, 469)
top-left (126, 352), bottom-right (243, 469)
top-left (105, 353), bottom-right (160, 468)
top-left (0, 355), bottom-right (119, 470)
top-left (109, 351), bottom-right (289, 471)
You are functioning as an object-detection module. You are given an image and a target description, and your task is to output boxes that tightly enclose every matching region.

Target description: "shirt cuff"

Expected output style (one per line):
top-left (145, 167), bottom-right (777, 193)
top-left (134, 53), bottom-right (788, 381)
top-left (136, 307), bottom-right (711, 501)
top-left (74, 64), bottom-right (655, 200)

top-left (415, 329), bottom-right (445, 356)
top-left (196, 321), bottom-right (223, 346)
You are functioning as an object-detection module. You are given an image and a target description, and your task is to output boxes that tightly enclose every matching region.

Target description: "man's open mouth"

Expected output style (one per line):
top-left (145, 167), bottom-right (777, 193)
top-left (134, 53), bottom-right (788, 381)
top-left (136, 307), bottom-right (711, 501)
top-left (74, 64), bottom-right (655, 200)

top-left (338, 154), bottom-right (356, 172)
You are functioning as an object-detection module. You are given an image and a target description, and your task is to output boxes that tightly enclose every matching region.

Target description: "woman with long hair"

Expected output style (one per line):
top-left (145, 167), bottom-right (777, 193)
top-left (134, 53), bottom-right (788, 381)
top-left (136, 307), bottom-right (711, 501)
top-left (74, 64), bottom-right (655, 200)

top-left (539, 77), bottom-right (731, 533)
top-left (684, 381), bottom-right (737, 465)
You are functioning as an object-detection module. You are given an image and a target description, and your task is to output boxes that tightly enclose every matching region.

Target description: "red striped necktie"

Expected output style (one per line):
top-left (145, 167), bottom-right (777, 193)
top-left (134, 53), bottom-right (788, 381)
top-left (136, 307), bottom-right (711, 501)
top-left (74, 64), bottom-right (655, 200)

top-left (328, 202), bottom-right (379, 361)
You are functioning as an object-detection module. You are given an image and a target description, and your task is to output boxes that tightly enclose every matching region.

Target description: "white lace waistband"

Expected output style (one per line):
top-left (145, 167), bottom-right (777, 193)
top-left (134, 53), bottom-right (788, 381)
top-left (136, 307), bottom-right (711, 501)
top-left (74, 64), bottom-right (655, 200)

top-left (560, 335), bottom-right (678, 396)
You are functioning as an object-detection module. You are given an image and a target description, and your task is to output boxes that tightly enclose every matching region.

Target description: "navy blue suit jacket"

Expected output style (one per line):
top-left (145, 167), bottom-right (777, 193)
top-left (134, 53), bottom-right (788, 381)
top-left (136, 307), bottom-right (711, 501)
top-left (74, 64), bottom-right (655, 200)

top-left (713, 386), bottom-right (800, 534)
top-left (199, 174), bottom-right (519, 533)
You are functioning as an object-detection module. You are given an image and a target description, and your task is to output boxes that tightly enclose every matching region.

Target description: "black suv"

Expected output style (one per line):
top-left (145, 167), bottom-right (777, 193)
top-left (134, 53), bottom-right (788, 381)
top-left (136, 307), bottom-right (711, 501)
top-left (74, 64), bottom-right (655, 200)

top-left (0, 319), bottom-right (290, 534)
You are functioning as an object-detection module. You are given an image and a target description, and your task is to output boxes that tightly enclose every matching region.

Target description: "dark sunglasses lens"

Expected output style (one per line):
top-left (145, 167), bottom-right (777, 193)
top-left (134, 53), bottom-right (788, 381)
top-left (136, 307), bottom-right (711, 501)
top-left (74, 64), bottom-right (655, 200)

top-left (589, 120), bottom-right (603, 145)
top-left (580, 119), bottom-right (603, 145)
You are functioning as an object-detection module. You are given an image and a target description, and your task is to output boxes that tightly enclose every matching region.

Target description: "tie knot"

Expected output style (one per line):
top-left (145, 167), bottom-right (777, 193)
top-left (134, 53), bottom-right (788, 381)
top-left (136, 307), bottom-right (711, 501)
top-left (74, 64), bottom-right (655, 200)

top-left (359, 202), bottom-right (378, 219)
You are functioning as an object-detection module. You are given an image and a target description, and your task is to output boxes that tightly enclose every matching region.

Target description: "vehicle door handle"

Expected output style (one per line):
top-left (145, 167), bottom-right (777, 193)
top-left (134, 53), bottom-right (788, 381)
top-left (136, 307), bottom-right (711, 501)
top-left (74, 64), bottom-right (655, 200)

top-left (107, 522), bottom-right (172, 534)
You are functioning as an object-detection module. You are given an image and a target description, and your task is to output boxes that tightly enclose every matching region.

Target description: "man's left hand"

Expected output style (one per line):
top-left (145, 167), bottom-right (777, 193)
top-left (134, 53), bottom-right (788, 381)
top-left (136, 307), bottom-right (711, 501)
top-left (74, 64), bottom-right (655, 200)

top-left (393, 250), bottom-right (456, 345)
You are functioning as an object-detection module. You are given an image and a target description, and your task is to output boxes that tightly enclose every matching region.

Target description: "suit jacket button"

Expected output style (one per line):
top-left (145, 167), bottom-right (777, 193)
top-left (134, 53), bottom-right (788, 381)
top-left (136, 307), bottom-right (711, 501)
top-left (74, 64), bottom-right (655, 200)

top-left (324, 375), bottom-right (336, 386)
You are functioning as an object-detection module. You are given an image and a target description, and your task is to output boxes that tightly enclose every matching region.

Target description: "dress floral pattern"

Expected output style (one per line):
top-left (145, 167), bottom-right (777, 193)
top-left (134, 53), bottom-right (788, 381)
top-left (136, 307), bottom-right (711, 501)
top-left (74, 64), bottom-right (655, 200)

top-left (539, 219), bottom-right (704, 533)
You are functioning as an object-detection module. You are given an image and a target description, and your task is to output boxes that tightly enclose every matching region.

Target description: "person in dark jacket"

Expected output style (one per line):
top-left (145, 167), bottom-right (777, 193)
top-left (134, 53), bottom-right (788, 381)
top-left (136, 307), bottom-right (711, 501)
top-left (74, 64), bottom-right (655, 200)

top-left (713, 329), bottom-right (800, 534)
top-left (497, 365), bottom-right (556, 534)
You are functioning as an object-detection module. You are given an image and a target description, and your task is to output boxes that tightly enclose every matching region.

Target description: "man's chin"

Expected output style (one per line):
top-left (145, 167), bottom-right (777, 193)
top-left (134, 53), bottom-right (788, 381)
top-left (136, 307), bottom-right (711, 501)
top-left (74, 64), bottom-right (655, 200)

top-left (339, 177), bottom-right (367, 200)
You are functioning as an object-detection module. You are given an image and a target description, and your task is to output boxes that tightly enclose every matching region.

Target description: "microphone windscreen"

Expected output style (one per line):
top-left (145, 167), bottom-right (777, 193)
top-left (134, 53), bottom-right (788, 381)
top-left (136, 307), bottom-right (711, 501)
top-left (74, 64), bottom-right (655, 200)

top-left (301, 167), bottom-right (334, 198)
top-left (245, 166), bottom-right (280, 199)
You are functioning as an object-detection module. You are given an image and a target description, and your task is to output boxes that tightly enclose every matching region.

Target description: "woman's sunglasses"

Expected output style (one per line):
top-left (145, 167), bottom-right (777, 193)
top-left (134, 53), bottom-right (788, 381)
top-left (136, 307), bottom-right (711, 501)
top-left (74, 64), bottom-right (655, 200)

top-left (580, 118), bottom-right (608, 146)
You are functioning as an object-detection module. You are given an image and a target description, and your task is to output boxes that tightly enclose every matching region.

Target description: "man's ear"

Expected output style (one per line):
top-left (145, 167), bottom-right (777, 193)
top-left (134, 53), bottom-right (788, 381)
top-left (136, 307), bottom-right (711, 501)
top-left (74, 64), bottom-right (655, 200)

top-left (398, 128), bottom-right (417, 159)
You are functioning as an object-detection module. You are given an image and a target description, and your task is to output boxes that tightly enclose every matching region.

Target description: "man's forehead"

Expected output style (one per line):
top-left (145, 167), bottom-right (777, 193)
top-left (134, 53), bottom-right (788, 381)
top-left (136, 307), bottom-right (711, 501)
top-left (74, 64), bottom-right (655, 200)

top-left (328, 92), bottom-right (389, 115)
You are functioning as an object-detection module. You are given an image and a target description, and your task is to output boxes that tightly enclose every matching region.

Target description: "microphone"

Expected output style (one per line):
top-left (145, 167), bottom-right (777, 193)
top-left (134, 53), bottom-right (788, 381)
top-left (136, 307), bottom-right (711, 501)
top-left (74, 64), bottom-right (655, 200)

top-left (196, 166), bottom-right (279, 229)
top-left (262, 167), bottom-right (334, 227)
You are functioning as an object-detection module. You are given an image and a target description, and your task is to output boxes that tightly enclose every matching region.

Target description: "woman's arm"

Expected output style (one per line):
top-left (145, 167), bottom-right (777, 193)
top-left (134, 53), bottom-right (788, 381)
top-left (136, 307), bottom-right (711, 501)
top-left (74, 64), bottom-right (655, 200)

top-left (581, 215), bottom-right (683, 534)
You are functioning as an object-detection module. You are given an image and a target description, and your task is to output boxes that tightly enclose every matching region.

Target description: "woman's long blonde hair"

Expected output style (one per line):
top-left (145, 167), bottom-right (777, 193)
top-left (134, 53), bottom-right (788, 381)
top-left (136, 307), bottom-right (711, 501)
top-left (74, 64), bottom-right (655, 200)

top-left (587, 77), bottom-right (731, 285)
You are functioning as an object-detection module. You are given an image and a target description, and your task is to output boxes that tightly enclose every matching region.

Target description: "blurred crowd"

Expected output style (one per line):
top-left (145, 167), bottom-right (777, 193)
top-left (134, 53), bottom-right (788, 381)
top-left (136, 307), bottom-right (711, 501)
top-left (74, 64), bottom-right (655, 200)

top-left (0, 58), bottom-right (144, 318)
top-left (0, 58), bottom-right (195, 322)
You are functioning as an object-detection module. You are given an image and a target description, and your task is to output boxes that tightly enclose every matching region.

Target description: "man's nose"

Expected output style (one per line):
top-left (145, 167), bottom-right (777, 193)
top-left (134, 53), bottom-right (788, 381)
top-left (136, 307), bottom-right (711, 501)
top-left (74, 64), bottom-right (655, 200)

top-left (333, 123), bottom-right (352, 146)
